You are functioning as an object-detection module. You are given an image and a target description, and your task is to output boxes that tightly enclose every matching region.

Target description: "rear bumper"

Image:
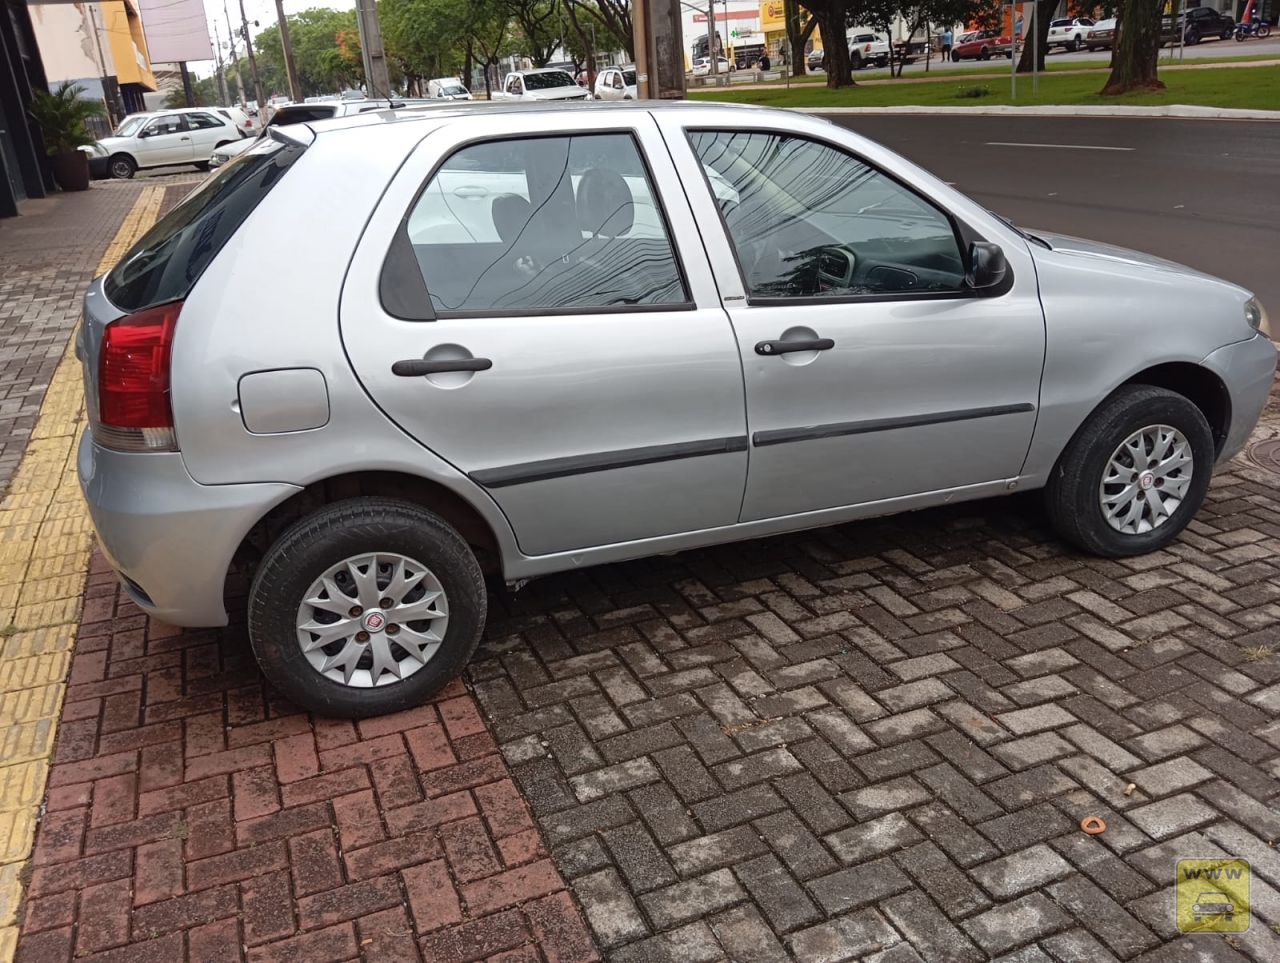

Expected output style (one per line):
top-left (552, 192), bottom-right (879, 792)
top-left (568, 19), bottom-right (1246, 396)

top-left (78, 432), bottom-right (300, 626)
top-left (1202, 334), bottom-right (1277, 464)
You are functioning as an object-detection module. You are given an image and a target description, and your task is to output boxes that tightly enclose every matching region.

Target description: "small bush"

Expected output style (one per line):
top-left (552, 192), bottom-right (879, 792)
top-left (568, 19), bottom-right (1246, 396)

top-left (955, 84), bottom-right (992, 99)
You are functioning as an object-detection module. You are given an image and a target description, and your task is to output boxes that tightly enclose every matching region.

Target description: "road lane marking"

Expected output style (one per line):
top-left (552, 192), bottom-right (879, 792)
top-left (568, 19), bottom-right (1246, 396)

top-left (985, 141), bottom-right (1135, 151)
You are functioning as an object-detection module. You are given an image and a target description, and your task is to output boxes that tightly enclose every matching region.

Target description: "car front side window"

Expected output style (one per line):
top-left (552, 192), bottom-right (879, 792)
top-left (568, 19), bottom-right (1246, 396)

top-left (396, 132), bottom-right (688, 315)
top-left (689, 130), bottom-right (968, 300)
top-left (146, 115), bottom-right (182, 136)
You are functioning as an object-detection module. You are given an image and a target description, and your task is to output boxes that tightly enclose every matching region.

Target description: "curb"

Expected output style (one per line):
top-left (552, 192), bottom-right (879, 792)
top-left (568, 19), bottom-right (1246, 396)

top-left (800, 104), bottom-right (1280, 120)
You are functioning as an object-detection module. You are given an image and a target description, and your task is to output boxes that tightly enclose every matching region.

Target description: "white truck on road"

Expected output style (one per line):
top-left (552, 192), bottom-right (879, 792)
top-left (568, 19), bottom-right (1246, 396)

top-left (491, 68), bottom-right (590, 102)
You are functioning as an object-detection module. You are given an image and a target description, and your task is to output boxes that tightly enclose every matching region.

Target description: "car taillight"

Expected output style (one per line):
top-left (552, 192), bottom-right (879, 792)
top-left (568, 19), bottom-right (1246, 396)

top-left (97, 301), bottom-right (180, 452)
top-left (865, 44), bottom-right (872, 51)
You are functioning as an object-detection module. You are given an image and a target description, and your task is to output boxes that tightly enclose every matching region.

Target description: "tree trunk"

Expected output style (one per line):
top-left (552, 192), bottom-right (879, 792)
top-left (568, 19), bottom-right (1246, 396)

top-left (1102, 0), bottom-right (1164, 94)
top-left (1016, 0), bottom-right (1055, 73)
top-left (813, 5), bottom-right (854, 88)
top-left (784, 0), bottom-right (810, 77)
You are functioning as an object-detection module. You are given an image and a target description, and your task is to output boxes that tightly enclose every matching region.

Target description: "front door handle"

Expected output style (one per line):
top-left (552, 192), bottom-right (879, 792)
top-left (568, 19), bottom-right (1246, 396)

top-left (392, 358), bottom-right (493, 376)
top-left (180, 136), bottom-right (190, 141)
top-left (755, 338), bottom-right (835, 356)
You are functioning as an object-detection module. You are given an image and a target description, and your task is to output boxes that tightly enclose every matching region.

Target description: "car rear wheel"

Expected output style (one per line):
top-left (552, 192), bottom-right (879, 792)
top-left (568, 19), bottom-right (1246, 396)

top-left (1186, 28), bottom-right (1201, 45)
top-left (1066, 40), bottom-right (1078, 51)
top-left (109, 154), bottom-right (136, 179)
top-left (248, 497), bottom-right (487, 718)
top-left (1045, 386), bottom-right (1213, 558)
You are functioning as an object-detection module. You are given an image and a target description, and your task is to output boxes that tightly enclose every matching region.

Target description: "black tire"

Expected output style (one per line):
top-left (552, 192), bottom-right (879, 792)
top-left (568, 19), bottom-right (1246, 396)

top-left (109, 154), bottom-right (135, 179)
top-left (1186, 28), bottom-right (1201, 45)
top-left (952, 50), bottom-right (961, 62)
top-left (1221, 27), bottom-right (1233, 41)
top-left (1066, 40), bottom-right (1078, 52)
top-left (248, 497), bottom-right (487, 718)
top-left (1045, 385), bottom-right (1214, 558)
top-left (979, 47), bottom-right (990, 60)
top-left (1260, 24), bottom-right (1271, 39)
top-left (851, 51), bottom-right (864, 70)
top-left (194, 161), bottom-right (210, 172)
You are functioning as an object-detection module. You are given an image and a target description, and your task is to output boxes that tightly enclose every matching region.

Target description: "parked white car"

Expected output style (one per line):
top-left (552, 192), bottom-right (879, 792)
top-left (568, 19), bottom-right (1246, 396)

top-left (691, 57), bottom-right (735, 76)
top-left (1048, 17), bottom-right (1095, 51)
top-left (594, 65), bottom-right (637, 100)
top-left (97, 108), bottom-right (246, 178)
top-left (848, 32), bottom-right (891, 69)
top-left (491, 69), bottom-right (589, 101)
top-left (427, 77), bottom-right (472, 100)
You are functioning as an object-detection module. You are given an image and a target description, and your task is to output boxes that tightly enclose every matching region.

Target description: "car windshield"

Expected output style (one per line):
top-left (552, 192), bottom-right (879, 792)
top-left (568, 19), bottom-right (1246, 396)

top-left (438, 80), bottom-right (467, 94)
top-left (622, 69), bottom-right (637, 87)
top-left (114, 116), bottom-right (147, 137)
top-left (523, 71), bottom-right (575, 90)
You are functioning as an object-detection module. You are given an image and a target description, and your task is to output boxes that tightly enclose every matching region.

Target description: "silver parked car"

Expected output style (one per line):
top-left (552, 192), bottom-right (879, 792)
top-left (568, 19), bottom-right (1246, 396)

top-left (78, 103), bottom-right (1275, 717)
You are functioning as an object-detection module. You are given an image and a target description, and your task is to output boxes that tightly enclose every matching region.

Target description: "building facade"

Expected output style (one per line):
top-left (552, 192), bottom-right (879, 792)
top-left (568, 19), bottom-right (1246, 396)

top-left (0, 0), bottom-right (51, 215)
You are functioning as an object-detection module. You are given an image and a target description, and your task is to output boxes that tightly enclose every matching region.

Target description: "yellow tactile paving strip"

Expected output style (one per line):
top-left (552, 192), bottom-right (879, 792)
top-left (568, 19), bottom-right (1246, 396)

top-left (0, 186), bottom-right (163, 959)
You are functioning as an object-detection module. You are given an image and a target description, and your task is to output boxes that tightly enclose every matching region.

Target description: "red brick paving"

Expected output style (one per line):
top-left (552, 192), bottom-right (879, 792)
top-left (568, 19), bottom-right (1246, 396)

top-left (16, 553), bottom-right (599, 963)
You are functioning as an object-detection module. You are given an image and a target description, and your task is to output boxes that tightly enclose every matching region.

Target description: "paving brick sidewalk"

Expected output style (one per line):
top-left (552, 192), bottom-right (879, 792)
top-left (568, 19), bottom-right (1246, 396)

top-left (471, 399), bottom-right (1280, 963)
top-left (17, 564), bottom-right (597, 963)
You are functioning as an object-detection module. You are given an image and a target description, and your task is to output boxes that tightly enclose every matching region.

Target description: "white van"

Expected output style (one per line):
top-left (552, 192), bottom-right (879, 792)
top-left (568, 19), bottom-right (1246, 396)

top-left (427, 78), bottom-right (473, 100)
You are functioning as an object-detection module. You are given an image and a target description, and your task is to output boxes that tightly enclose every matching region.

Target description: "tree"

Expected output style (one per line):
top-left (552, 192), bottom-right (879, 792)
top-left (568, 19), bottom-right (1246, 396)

top-left (784, 0), bottom-right (818, 76)
top-left (565, 0), bottom-right (632, 60)
top-left (504, 0), bottom-right (563, 67)
top-left (799, 0), bottom-right (853, 87)
top-left (164, 76), bottom-right (220, 108)
top-left (1102, 0), bottom-right (1164, 93)
top-left (466, 0), bottom-right (518, 97)
top-left (1015, 0), bottom-right (1054, 73)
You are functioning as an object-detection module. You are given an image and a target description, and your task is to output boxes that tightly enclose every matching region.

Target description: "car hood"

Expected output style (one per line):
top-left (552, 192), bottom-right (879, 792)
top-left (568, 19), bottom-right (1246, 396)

top-left (97, 135), bottom-right (130, 151)
top-left (1028, 230), bottom-right (1246, 294)
top-left (526, 87), bottom-right (588, 100)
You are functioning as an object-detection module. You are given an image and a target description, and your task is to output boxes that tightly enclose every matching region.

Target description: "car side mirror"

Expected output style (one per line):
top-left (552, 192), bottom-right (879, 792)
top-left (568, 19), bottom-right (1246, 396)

top-left (138, 128), bottom-right (151, 138)
top-left (968, 241), bottom-right (1007, 293)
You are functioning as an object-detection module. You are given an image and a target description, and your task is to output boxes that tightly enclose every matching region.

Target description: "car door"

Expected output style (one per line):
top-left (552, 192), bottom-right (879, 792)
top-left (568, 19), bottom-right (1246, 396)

top-left (656, 115), bottom-right (1046, 523)
top-left (185, 111), bottom-right (228, 154)
top-left (137, 113), bottom-right (193, 166)
top-left (340, 110), bottom-right (747, 557)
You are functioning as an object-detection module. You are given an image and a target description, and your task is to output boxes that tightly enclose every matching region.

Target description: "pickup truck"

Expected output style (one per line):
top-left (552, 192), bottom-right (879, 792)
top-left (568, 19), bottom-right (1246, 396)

top-left (1047, 17), bottom-right (1095, 51)
top-left (491, 68), bottom-right (590, 102)
top-left (950, 30), bottom-right (1012, 61)
top-left (848, 32), bottom-right (890, 69)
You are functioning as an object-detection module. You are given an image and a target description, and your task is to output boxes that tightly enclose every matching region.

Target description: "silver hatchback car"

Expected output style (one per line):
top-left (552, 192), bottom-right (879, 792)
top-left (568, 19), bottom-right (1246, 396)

top-left (78, 103), bottom-right (1275, 717)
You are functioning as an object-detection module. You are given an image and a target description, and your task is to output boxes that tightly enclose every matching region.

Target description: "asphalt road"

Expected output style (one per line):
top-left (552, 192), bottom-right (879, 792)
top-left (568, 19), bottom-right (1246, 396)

top-left (820, 114), bottom-right (1280, 312)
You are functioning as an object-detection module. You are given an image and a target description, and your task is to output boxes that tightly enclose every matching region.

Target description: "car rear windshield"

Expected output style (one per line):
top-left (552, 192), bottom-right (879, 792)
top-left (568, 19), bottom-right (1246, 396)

top-left (103, 139), bottom-right (304, 312)
top-left (271, 105), bottom-right (338, 125)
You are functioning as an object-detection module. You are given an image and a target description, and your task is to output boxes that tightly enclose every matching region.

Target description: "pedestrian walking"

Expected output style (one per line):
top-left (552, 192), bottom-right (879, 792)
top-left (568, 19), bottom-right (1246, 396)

top-left (941, 28), bottom-right (953, 59)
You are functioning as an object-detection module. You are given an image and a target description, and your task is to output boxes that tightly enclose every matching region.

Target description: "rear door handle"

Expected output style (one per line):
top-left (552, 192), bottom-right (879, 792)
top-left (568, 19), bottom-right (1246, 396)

top-left (453, 186), bottom-right (489, 198)
top-left (392, 358), bottom-right (493, 376)
top-left (755, 338), bottom-right (835, 356)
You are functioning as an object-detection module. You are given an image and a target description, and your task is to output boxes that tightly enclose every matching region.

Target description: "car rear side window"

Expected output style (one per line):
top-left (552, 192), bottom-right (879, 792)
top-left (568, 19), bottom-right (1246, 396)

top-left (104, 139), bottom-right (304, 312)
top-left (394, 132), bottom-right (688, 316)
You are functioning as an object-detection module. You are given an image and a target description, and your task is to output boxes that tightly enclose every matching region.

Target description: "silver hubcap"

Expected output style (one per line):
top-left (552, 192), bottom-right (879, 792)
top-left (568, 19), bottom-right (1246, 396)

top-left (1099, 424), bottom-right (1194, 535)
top-left (295, 552), bottom-right (448, 688)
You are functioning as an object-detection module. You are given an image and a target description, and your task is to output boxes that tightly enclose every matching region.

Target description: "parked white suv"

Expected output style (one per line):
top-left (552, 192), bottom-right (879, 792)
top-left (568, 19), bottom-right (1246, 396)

top-left (1047, 17), bottom-right (1095, 51)
top-left (97, 108), bottom-right (246, 178)
top-left (594, 65), bottom-right (637, 100)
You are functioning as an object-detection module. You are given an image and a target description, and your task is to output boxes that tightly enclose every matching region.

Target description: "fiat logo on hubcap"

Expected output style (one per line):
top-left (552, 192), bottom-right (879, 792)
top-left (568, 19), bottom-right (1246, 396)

top-left (1139, 471), bottom-right (1155, 491)
top-left (363, 611), bottom-right (386, 632)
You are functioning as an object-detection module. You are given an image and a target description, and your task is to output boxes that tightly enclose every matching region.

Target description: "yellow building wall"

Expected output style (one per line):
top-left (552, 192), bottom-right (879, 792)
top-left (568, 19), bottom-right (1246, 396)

top-left (102, 0), bottom-right (156, 90)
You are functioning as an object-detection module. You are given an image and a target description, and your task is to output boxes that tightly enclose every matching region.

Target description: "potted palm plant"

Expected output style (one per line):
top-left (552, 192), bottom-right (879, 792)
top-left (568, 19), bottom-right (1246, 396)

top-left (28, 81), bottom-right (106, 192)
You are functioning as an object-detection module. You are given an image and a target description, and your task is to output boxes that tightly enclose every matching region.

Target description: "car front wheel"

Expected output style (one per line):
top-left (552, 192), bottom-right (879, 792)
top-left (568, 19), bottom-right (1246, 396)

top-left (1045, 385), bottom-right (1214, 558)
top-left (109, 154), bottom-right (136, 179)
top-left (248, 497), bottom-right (487, 718)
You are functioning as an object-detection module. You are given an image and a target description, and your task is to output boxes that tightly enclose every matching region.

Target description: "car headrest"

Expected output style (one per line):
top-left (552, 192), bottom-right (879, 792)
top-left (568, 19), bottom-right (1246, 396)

top-left (492, 194), bottom-right (533, 246)
top-left (576, 168), bottom-right (634, 238)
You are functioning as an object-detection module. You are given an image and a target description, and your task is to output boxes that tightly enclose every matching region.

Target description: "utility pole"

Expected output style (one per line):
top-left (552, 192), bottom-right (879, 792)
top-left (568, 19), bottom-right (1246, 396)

top-left (180, 63), bottom-right (196, 107)
top-left (635, 0), bottom-right (685, 99)
top-left (213, 24), bottom-right (230, 106)
top-left (353, 0), bottom-right (392, 98)
top-left (707, 2), bottom-right (718, 76)
top-left (273, 0), bottom-right (302, 101)
top-left (224, 0), bottom-right (248, 107)
top-left (238, 0), bottom-right (267, 110)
